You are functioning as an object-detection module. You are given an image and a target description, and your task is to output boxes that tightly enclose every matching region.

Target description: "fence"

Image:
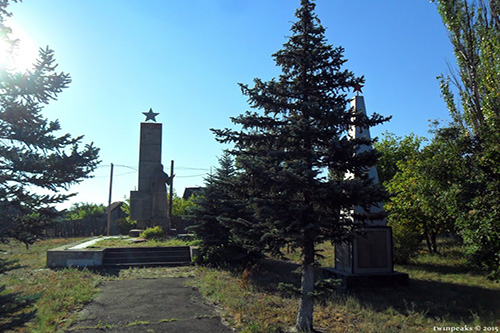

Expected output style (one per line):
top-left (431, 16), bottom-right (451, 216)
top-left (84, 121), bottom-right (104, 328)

top-left (45, 216), bottom-right (196, 237)
top-left (45, 217), bottom-right (107, 238)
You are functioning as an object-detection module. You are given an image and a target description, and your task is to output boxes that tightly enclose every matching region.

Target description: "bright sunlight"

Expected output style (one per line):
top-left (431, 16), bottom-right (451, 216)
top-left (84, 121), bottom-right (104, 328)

top-left (0, 19), bottom-right (38, 72)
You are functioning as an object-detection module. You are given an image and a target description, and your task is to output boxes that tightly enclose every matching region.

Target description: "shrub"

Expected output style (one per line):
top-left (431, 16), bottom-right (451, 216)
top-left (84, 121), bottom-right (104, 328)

top-left (140, 226), bottom-right (165, 240)
top-left (115, 218), bottom-right (137, 235)
top-left (390, 222), bottom-right (421, 264)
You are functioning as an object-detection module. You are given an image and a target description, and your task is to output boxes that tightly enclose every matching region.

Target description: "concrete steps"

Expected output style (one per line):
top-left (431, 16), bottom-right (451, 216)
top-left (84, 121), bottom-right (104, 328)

top-left (102, 246), bottom-right (192, 267)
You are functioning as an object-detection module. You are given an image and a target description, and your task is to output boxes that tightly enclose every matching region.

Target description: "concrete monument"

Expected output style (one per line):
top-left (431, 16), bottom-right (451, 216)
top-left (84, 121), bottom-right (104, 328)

top-left (130, 109), bottom-right (173, 229)
top-left (332, 90), bottom-right (408, 287)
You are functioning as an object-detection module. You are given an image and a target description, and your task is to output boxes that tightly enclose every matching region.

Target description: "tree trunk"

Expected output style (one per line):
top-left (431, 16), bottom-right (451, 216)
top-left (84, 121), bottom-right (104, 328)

top-left (424, 230), bottom-right (432, 253)
top-left (296, 237), bottom-right (315, 332)
top-left (431, 232), bottom-right (439, 254)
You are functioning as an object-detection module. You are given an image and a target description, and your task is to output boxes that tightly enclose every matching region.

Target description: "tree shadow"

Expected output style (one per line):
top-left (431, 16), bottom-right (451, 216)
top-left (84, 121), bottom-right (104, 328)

top-left (0, 258), bottom-right (38, 331)
top-left (49, 266), bottom-right (123, 277)
top-left (89, 267), bottom-right (122, 277)
top-left (248, 258), bottom-right (301, 294)
top-left (343, 279), bottom-right (500, 324)
top-left (403, 261), bottom-right (476, 275)
top-left (249, 258), bottom-right (499, 325)
top-left (0, 286), bottom-right (38, 331)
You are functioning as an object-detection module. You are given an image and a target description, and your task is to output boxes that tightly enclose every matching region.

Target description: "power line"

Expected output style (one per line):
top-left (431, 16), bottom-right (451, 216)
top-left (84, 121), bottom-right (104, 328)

top-left (176, 166), bottom-right (210, 171)
top-left (176, 173), bottom-right (207, 178)
top-left (97, 164), bottom-right (137, 171)
top-left (114, 164), bottom-right (138, 171)
top-left (98, 164), bottom-right (209, 172)
top-left (92, 171), bottom-right (136, 179)
top-left (94, 164), bottom-right (207, 178)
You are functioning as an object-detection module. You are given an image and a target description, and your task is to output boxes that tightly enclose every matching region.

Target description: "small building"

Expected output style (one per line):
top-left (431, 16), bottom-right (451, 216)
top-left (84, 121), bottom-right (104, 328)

top-left (182, 187), bottom-right (203, 200)
top-left (107, 201), bottom-right (128, 235)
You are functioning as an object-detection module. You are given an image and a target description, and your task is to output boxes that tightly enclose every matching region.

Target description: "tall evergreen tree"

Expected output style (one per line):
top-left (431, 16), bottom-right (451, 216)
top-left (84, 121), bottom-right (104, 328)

top-left (0, 2), bottom-right (99, 248)
top-left (0, 1), bottom-right (99, 328)
top-left (189, 151), bottom-right (257, 266)
top-left (213, 0), bottom-right (389, 330)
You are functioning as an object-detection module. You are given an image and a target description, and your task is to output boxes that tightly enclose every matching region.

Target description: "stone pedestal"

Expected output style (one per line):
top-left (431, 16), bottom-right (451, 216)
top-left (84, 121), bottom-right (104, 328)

top-left (130, 121), bottom-right (170, 230)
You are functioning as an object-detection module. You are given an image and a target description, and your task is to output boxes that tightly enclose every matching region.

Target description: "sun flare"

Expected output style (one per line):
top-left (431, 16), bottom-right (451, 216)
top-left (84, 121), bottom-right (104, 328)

top-left (0, 20), bottom-right (39, 72)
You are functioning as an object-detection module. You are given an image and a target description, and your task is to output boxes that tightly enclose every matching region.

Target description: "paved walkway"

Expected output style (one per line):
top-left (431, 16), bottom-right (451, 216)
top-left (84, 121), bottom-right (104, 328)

top-left (67, 236), bottom-right (123, 250)
top-left (67, 277), bottom-right (234, 332)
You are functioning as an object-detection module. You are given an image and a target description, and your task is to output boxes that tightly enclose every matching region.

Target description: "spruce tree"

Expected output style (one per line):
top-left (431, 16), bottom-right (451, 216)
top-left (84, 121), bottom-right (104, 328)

top-left (213, 0), bottom-right (388, 330)
top-left (189, 151), bottom-right (257, 266)
top-left (0, 1), bottom-right (100, 246)
top-left (0, 2), bottom-right (99, 328)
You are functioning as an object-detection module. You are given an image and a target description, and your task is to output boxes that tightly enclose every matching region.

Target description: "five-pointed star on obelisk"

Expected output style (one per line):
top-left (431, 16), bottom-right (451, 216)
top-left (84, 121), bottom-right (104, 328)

top-left (142, 108), bottom-right (159, 122)
top-left (353, 83), bottom-right (363, 95)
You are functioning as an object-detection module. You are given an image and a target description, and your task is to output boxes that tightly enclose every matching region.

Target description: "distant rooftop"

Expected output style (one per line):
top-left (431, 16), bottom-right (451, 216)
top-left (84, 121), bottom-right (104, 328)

top-left (182, 187), bottom-right (203, 200)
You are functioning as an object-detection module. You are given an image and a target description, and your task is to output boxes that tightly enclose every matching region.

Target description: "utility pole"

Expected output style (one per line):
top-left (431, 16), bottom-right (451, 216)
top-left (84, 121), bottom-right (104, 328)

top-left (168, 160), bottom-right (174, 221)
top-left (107, 163), bottom-right (114, 236)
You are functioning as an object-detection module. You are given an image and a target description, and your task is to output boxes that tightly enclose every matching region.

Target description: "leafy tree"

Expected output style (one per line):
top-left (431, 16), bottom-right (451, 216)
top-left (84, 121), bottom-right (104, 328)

top-left (374, 133), bottom-right (426, 262)
top-left (169, 192), bottom-right (196, 216)
top-left (386, 127), bottom-right (466, 254)
top-left (64, 202), bottom-right (106, 220)
top-left (189, 151), bottom-right (256, 266)
top-left (115, 199), bottom-right (137, 234)
top-left (454, 125), bottom-right (500, 279)
top-left (213, 0), bottom-right (389, 330)
top-left (373, 132), bottom-right (426, 186)
top-left (434, 0), bottom-right (500, 279)
top-left (434, 0), bottom-right (500, 134)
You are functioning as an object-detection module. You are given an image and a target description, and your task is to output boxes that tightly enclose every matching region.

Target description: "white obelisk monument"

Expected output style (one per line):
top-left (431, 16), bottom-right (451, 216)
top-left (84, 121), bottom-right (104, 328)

top-left (333, 91), bottom-right (408, 287)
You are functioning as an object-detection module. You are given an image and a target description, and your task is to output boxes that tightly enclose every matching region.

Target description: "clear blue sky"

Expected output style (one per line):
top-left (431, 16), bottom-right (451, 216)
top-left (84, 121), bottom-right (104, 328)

top-left (7, 0), bottom-right (454, 209)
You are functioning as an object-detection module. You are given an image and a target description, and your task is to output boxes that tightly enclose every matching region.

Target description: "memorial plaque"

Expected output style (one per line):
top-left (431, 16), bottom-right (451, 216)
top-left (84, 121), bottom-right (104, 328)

top-left (357, 231), bottom-right (389, 269)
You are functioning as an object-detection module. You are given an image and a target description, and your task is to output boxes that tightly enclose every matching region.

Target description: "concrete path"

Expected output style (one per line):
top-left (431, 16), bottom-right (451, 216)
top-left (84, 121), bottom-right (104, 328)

top-left (67, 236), bottom-right (123, 250)
top-left (67, 278), bottom-right (234, 332)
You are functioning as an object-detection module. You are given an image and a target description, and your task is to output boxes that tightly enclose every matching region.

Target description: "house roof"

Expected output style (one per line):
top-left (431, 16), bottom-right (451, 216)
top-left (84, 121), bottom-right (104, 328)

top-left (182, 187), bottom-right (203, 200)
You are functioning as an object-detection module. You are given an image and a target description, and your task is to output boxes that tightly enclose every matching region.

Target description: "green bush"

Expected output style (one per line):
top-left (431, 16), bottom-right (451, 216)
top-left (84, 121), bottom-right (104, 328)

top-left (140, 226), bottom-right (165, 240)
top-left (65, 203), bottom-right (106, 220)
top-left (116, 217), bottom-right (137, 235)
top-left (390, 223), bottom-right (421, 264)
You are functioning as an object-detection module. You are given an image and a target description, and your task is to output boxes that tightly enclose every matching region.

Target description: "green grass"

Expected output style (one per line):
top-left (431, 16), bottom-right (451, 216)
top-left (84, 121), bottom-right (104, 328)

top-left (192, 237), bottom-right (500, 332)
top-left (0, 238), bottom-right (198, 332)
top-left (1, 238), bottom-right (102, 332)
top-left (2, 236), bottom-right (499, 332)
top-left (87, 236), bottom-right (198, 248)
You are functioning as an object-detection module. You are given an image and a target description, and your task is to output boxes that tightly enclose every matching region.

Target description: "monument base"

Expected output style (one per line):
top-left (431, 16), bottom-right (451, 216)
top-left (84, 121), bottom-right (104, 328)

top-left (324, 267), bottom-right (409, 289)
top-left (136, 217), bottom-right (170, 231)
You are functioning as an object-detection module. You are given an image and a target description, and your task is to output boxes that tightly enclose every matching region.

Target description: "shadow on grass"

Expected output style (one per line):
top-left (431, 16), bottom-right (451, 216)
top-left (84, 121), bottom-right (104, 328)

top-left (249, 258), bottom-right (499, 325)
top-left (346, 279), bottom-right (500, 324)
top-left (0, 287), bottom-right (38, 331)
top-left (403, 261), bottom-right (476, 275)
top-left (48, 266), bottom-right (122, 277)
top-left (250, 258), bottom-right (301, 294)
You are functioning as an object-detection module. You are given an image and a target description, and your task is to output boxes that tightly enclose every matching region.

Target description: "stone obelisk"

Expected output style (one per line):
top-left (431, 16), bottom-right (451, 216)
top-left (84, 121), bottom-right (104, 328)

top-left (130, 109), bottom-right (171, 230)
top-left (332, 91), bottom-right (408, 288)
